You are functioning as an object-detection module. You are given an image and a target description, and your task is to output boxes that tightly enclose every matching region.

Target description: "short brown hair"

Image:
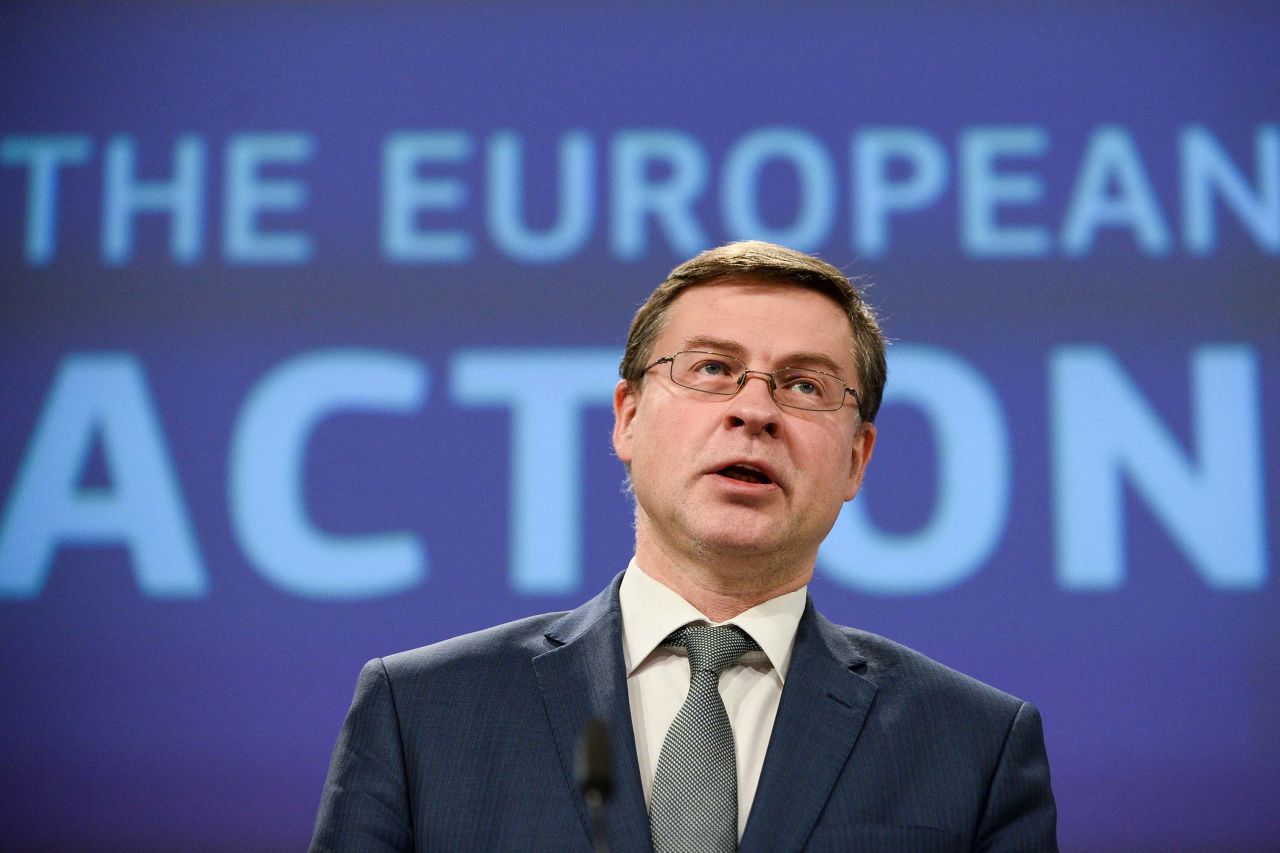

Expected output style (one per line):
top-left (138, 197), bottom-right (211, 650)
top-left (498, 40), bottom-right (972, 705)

top-left (619, 241), bottom-right (887, 422)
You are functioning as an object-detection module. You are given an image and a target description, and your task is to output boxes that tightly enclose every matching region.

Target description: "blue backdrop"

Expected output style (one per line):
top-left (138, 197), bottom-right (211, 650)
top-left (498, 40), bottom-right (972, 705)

top-left (2, 3), bottom-right (1277, 849)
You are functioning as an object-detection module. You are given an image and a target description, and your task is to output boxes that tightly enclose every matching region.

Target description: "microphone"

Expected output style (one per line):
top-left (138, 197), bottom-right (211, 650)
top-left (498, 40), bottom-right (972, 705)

top-left (576, 718), bottom-right (613, 853)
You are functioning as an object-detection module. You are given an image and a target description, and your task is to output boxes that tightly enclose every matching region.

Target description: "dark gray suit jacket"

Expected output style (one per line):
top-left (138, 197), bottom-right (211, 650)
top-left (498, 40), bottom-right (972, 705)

top-left (311, 576), bottom-right (1058, 851)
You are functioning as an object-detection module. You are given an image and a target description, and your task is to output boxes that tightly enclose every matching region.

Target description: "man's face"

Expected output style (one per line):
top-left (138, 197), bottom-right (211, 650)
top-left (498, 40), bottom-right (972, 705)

top-left (612, 279), bottom-right (876, 571)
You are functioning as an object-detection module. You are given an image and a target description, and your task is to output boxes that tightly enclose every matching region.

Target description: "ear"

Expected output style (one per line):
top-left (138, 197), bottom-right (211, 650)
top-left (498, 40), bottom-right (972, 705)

top-left (843, 421), bottom-right (876, 501)
top-left (612, 379), bottom-right (638, 463)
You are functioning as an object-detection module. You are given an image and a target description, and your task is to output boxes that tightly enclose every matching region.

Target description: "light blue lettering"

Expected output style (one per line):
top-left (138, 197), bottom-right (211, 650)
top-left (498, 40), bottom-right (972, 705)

top-left (101, 134), bottom-right (206, 264)
top-left (486, 130), bottom-right (595, 263)
top-left (1181, 124), bottom-right (1279, 255)
top-left (382, 131), bottom-right (473, 262)
top-left (0, 134), bottom-right (92, 266)
top-left (229, 350), bottom-right (428, 598)
top-left (721, 127), bottom-right (836, 251)
top-left (852, 128), bottom-right (948, 258)
top-left (609, 130), bottom-right (709, 260)
top-left (960, 126), bottom-right (1050, 257)
top-left (1061, 126), bottom-right (1171, 255)
top-left (818, 345), bottom-right (1010, 594)
top-left (0, 353), bottom-right (207, 598)
top-left (223, 132), bottom-right (315, 264)
top-left (451, 349), bottom-right (618, 594)
top-left (1051, 346), bottom-right (1266, 590)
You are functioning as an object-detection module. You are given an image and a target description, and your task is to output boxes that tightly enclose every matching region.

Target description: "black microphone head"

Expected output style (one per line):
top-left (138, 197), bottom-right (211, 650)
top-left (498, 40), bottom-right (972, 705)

top-left (576, 717), bottom-right (614, 799)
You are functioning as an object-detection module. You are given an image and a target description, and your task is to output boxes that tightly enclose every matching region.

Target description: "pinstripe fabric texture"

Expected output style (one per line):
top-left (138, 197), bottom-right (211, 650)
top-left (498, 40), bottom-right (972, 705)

top-left (310, 576), bottom-right (1058, 852)
top-left (650, 624), bottom-right (760, 853)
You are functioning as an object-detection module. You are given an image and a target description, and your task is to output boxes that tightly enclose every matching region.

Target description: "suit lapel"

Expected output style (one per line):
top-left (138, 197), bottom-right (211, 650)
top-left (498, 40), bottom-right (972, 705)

top-left (739, 601), bottom-right (879, 853)
top-left (532, 576), bottom-right (651, 853)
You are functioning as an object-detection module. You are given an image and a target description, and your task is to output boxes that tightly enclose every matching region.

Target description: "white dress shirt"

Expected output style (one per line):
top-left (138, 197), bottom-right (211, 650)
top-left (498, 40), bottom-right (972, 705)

top-left (618, 559), bottom-right (807, 839)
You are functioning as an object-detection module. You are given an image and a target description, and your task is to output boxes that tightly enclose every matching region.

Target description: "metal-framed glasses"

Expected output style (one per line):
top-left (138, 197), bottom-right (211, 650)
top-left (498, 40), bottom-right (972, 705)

top-left (645, 350), bottom-right (862, 414)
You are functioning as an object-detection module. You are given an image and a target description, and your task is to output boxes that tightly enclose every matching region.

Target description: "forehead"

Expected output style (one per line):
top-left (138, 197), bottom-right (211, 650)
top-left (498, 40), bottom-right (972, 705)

top-left (657, 279), bottom-right (857, 375)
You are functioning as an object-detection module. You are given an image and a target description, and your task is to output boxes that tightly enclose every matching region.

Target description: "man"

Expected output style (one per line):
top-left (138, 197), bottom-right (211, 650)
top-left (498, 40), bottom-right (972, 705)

top-left (311, 241), bottom-right (1058, 852)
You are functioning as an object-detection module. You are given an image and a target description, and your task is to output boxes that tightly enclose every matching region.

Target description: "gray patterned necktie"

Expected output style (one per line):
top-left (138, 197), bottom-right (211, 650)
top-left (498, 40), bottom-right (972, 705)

top-left (649, 623), bottom-right (761, 853)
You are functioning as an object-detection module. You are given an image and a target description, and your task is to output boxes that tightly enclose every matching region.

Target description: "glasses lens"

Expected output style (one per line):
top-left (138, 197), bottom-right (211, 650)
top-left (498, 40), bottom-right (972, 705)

top-left (668, 352), bottom-right (848, 412)
top-left (671, 352), bottom-right (743, 394)
top-left (774, 367), bottom-right (840, 410)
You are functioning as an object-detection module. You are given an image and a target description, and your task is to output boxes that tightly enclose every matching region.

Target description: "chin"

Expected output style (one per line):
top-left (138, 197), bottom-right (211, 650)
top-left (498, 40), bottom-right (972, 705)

top-left (688, 522), bottom-right (785, 558)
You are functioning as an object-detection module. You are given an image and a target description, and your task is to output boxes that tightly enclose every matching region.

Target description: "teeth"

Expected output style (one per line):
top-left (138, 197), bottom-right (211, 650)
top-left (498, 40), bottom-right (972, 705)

top-left (722, 465), bottom-right (768, 484)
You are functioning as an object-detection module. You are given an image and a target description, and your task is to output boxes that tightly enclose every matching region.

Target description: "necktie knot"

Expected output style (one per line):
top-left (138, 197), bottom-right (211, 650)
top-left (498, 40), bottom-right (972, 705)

top-left (651, 622), bottom-right (759, 852)
top-left (663, 623), bottom-right (760, 675)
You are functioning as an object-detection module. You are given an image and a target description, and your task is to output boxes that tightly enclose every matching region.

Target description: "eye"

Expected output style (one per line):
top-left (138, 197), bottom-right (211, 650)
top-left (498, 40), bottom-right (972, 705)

top-left (692, 357), bottom-right (732, 376)
top-left (781, 372), bottom-right (824, 393)
top-left (790, 379), bottom-right (820, 396)
top-left (778, 369), bottom-right (834, 401)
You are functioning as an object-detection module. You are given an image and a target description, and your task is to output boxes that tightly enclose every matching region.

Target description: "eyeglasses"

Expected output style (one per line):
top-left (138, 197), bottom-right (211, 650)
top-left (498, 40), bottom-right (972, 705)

top-left (644, 350), bottom-right (862, 414)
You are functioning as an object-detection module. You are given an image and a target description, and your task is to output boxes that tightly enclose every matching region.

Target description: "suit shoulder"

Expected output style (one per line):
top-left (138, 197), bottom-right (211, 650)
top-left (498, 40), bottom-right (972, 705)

top-left (833, 622), bottom-right (1030, 717)
top-left (378, 610), bottom-right (567, 682)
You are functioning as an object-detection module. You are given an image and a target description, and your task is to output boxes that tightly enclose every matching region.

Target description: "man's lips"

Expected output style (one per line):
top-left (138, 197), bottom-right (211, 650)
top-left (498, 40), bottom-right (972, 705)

top-left (706, 460), bottom-right (781, 488)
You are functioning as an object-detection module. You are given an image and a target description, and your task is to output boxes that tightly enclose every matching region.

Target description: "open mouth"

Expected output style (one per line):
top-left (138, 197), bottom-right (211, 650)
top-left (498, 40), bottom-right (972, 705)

top-left (717, 464), bottom-right (773, 485)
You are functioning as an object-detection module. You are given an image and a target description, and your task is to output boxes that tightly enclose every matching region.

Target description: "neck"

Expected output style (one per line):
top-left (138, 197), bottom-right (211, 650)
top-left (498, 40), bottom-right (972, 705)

top-left (633, 529), bottom-right (812, 622)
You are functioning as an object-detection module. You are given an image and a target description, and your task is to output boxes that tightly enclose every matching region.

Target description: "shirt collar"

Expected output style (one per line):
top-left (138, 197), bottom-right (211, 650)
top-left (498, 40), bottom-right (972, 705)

top-left (618, 557), bottom-right (807, 683)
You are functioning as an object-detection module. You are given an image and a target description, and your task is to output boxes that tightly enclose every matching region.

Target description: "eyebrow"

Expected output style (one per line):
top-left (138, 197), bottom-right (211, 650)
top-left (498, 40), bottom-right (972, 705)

top-left (679, 335), bottom-right (851, 382)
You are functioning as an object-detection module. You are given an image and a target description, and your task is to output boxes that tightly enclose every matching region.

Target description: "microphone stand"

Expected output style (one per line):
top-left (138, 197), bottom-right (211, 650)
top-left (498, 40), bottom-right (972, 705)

top-left (576, 718), bottom-right (613, 853)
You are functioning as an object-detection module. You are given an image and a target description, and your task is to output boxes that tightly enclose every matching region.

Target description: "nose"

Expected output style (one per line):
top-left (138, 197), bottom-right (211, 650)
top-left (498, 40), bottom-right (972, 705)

top-left (725, 370), bottom-right (780, 437)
